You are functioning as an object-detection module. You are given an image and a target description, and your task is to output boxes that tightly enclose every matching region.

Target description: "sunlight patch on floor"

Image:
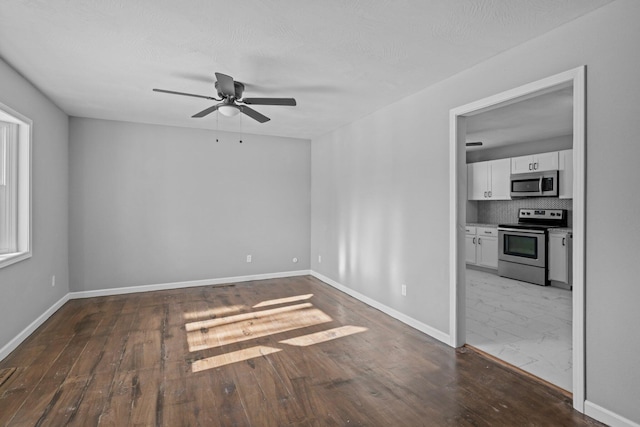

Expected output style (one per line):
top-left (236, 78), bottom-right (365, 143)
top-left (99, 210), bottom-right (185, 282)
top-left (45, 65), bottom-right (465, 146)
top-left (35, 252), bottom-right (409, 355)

top-left (185, 293), bottom-right (368, 373)
top-left (183, 304), bottom-right (246, 320)
top-left (186, 305), bottom-right (332, 351)
top-left (191, 346), bottom-right (282, 372)
top-left (253, 294), bottom-right (314, 308)
top-left (279, 325), bottom-right (368, 347)
top-left (185, 302), bottom-right (315, 332)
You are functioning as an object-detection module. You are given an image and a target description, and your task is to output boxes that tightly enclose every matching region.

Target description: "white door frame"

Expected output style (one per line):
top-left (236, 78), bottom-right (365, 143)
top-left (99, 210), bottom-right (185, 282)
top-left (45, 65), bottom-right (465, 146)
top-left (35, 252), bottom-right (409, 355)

top-left (448, 66), bottom-right (586, 411)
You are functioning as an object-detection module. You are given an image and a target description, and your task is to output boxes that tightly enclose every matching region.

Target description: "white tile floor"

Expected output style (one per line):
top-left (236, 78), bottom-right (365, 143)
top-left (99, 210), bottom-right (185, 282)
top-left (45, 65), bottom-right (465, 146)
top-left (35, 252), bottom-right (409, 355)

top-left (465, 268), bottom-right (572, 391)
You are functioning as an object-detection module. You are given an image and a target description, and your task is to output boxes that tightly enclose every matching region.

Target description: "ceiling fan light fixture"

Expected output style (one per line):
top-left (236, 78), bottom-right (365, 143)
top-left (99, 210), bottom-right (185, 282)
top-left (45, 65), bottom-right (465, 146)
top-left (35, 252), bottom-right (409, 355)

top-left (218, 104), bottom-right (240, 117)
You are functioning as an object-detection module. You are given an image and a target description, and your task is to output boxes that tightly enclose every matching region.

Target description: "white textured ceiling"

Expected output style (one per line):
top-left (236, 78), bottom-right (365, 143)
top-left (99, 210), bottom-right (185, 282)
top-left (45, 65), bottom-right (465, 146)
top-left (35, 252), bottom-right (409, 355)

top-left (466, 86), bottom-right (574, 150)
top-left (0, 0), bottom-right (611, 140)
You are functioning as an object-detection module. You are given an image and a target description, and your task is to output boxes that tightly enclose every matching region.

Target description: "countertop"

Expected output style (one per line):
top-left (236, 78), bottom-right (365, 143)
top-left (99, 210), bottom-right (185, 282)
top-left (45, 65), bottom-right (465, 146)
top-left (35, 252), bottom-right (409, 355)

top-left (466, 223), bottom-right (498, 228)
top-left (549, 228), bottom-right (573, 234)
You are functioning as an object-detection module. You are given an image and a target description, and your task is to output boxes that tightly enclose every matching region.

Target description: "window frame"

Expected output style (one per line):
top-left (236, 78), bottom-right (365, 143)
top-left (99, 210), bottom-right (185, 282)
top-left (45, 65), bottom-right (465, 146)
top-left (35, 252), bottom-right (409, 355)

top-left (0, 101), bottom-right (32, 269)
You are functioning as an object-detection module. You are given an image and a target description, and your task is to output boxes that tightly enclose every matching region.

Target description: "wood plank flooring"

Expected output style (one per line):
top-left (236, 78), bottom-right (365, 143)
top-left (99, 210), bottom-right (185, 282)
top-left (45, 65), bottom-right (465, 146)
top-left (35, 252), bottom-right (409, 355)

top-left (0, 275), bottom-right (602, 426)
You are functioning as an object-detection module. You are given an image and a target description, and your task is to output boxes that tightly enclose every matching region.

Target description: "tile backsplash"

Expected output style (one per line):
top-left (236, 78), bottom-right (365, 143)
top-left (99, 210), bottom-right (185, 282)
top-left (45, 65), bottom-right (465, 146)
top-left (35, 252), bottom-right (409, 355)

top-left (473, 198), bottom-right (573, 227)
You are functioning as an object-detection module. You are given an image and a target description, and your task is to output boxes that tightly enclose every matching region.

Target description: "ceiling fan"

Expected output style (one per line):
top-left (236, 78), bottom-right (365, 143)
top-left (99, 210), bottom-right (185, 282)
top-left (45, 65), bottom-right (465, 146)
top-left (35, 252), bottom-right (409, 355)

top-left (153, 72), bottom-right (296, 123)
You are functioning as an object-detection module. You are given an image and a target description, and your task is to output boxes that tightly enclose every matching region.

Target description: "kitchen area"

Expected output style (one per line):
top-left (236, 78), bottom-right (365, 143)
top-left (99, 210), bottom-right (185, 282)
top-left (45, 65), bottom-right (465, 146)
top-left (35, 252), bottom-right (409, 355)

top-left (464, 87), bottom-right (575, 392)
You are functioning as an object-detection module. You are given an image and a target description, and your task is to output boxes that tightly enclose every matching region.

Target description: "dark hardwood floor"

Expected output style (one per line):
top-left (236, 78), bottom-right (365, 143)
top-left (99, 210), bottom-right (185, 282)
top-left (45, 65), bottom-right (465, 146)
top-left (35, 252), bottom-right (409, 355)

top-left (0, 275), bottom-right (601, 426)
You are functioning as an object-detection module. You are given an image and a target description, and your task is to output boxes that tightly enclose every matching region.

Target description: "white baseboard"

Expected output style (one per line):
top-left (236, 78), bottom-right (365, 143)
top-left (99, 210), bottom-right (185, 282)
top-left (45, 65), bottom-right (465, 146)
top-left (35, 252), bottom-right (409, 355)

top-left (310, 270), bottom-right (451, 345)
top-left (69, 270), bottom-right (312, 299)
top-left (585, 401), bottom-right (640, 427)
top-left (0, 293), bottom-right (70, 361)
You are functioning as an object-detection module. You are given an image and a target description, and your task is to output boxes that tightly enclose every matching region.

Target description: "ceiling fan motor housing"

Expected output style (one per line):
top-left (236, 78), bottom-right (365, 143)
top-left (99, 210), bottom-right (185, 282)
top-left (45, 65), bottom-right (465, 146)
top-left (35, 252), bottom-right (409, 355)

top-left (215, 81), bottom-right (245, 100)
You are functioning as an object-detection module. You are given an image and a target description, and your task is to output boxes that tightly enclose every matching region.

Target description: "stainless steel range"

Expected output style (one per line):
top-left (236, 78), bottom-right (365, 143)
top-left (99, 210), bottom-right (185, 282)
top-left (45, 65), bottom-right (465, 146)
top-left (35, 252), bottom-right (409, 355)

top-left (497, 208), bottom-right (567, 286)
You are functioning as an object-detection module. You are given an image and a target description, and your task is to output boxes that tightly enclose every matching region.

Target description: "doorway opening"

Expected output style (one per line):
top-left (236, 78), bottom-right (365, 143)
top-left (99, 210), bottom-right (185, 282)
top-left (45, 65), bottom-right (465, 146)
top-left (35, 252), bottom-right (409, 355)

top-left (449, 67), bottom-right (586, 412)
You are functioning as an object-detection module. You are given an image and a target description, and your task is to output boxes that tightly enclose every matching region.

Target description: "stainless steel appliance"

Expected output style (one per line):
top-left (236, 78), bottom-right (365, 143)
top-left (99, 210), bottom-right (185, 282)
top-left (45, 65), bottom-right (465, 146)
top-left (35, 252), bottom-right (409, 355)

top-left (510, 170), bottom-right (559, 198)
top-left (498, 208), bottom-right (567, 286)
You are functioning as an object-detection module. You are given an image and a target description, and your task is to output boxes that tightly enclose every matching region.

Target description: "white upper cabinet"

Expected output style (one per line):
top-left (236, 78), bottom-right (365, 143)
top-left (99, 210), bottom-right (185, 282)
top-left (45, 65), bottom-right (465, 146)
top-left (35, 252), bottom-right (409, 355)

top-left (467, 162), bottom-right (488, 200)
top-left (489, 158), bottom-right (511, 199)
top-left (467, 158), bottom-right (511, 200)
top-left (558, 149), bottom-right (573, 199)
top-left (511, 151), bottom-right (559, 174)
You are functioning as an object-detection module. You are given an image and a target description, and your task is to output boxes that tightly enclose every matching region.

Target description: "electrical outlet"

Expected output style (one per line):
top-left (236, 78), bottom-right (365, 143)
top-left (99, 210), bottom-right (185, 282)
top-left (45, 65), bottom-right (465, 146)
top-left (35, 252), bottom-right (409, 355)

top-left (401, 284), bottom-right (407, 296)
top-left (318, 255), bottom-right (322, 263)
top-left (51, 275), bottom-right (56, 287)
top-left (246, 255), bottom-right (252, 263)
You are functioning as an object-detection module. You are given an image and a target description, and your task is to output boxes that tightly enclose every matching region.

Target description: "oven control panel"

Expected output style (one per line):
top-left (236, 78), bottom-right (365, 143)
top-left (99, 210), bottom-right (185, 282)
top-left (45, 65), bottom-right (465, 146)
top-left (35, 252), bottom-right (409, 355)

top-left (518, 209), bottom-right (566, 220)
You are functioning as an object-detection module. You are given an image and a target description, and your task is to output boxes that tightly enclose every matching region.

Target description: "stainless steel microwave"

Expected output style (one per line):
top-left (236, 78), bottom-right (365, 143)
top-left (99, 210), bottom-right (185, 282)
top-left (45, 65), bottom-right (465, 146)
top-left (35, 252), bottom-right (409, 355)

top-left (510, 170), bottom-right (558, 198)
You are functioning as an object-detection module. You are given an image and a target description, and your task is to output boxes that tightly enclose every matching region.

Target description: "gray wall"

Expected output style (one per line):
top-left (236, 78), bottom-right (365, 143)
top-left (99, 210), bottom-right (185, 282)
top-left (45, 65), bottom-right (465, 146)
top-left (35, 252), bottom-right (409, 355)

top-left (69, 118), bottom-right (310, 291)
top-left (0, 58), bottom-right (69, 348)
top-left (311, 0), bottom-right (640, 422)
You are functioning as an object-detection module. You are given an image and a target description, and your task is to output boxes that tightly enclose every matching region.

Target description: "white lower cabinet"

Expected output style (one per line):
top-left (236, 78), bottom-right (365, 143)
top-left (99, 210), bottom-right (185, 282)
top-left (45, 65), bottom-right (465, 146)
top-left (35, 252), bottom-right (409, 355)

top-left (465, 229), bottom-right (477, 264)
top-left (548, 232), bottom-right (572, 285)
top-left (466, 226), bottom-right (498, 269)
top-left (477, 233), bottom-right (498, 268)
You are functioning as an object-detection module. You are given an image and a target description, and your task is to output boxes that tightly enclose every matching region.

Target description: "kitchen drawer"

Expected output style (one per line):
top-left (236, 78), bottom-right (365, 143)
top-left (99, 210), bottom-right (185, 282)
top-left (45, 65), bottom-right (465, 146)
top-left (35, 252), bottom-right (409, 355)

top-left (465, 226), bottom-right (477, 235)
top-left (476, 227), bottom-right (497, 237)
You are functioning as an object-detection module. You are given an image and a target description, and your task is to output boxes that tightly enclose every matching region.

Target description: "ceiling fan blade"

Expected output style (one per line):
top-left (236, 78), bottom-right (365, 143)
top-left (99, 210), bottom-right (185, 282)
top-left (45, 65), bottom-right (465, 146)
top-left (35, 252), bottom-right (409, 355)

top-left (153, 88), bottom-right (217, 100)
top-left (215, 72), bottom-right (236, 98)
top-left (241, 97), bottom-right (297, 106)
top-left (239, 105), bottom-right (270, 123)
top-left (192, 104), bottom-right (220, 118)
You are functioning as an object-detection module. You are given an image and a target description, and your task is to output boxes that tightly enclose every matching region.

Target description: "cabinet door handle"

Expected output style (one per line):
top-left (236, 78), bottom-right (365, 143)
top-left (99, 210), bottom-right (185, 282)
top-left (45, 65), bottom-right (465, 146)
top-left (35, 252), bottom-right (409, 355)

top-left (529, 163), bottom-right (533, 170)
top-left (488, 191), bottom-right (492, 197)
top-left (484, 191), bottom-right (487, 198)
top-left (478, 237), bottom-right (481, 244)
top-left (534, 162), bottom-right (539, 170)
top-left (562, 237), bottom-right (566, 246)
top-left (473, 237), bottom-right (476, 244)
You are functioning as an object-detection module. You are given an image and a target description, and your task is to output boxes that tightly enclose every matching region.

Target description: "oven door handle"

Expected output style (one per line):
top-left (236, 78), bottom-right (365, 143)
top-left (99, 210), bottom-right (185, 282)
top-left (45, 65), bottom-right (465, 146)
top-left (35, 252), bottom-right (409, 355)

top-left (498, 227), bottom-right (546, 234)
